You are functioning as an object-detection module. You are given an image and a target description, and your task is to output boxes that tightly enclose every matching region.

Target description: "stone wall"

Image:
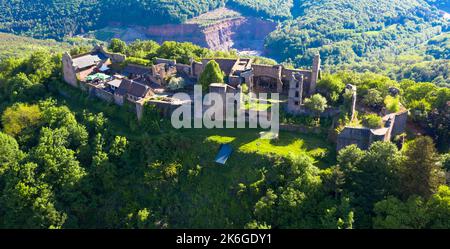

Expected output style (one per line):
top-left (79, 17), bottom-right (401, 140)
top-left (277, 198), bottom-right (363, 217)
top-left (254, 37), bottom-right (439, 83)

top-left (279, 124), bottom-right (323, 134)
top-left (114, 94), bottom-right (124, 106)
top-left (144, 100), bottom-right (183, 118)
top-left (94, 88), bottom-right (114, 103)
top-left (336, 110), bottom-right (409, 151)
top-left (175, 63), bottom-right (192, 77)
top-left (337, 127), bottom-right (372, 151)
top-left (252, 64), bottom-right (282, 78)
top-left (392, 110), bottom-right (408, 137)
top-left (155, 58), bottom-right (177, 66)
top-left (285, 104), bottom-right (341, 118)
top-left (62, 53), bottom-right (78, 87)
top-left (96, 45), bottom-right (126, 63)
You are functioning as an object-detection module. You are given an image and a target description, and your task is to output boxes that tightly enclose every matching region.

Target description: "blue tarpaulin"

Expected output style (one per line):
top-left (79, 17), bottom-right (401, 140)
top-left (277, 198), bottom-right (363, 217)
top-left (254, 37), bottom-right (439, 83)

top-left (215, 144), bottom-right (233, 165)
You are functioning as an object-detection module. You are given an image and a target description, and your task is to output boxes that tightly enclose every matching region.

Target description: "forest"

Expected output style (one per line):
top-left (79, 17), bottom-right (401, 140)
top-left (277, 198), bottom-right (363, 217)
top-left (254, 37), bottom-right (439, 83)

top-left (0, 39), bottom-right (449, 229)
top-left (1, 0), bottom-right (450, 87)
top-left (0, 0), bottom-right (225, 39)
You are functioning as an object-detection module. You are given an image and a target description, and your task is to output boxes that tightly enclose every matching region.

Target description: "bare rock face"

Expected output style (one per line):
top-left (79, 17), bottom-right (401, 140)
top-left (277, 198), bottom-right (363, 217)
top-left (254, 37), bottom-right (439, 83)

top-left (143, 17), bottom-right (276, 53)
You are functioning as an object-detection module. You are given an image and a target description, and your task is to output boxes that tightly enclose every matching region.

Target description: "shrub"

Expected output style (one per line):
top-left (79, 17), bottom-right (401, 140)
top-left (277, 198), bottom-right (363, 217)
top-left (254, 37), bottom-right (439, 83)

top-left (199, 60), bottom-right (224, 90)
top-left (317, 74), bottom-right (345, 104)
top-left (363, 89), bottom-right (384, 109)
top-left (125, 57), bottom-right (152, 66)
top-left (384, 95), bottom-right (401, 113)
top-left (362, 114), bottom-right (383, 129)
top-left (108, 38), bottom-right (127, 54)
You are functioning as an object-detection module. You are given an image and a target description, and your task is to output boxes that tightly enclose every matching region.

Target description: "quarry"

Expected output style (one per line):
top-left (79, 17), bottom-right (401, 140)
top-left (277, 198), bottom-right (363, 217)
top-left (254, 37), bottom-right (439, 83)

top-left (88, 8), bottom-right (276, 56)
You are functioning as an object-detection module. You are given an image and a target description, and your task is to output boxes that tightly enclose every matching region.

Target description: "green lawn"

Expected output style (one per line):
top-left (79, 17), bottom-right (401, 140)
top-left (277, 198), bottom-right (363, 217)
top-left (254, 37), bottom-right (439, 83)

top-left (180, 127), bottom-right (335, 167)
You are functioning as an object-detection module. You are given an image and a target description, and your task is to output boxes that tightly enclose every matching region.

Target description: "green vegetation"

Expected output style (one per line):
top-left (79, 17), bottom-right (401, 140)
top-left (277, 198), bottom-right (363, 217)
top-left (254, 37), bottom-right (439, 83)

top-left (0, 0), bottom-right (224, 40)
top-left (0, 37), bottom-right (448, 229)
top-left (108, 38), bottom-right (127, 54)
top-left (317, 74), bottom-right (345, 104)
top-left (105, 38), bottom-right (237, 66)
top-left (228, 0), bottom-right (293, 19)
top-left (199, 60), bottom-right (225, 90)
top-left (266, 0), bottom-right (447, 65)
top-left (362, 114), bottom-right (383, 129)
top-left (384, 95), bottom-right (401, 113)
top-left (125, 57), bottom-right (152, 67)
top-left (304, 94), bottom-right (328, 123)
top-left (0, 33), bottom-right (98, 61)
top-left (335, 138), bottom-right (446, 228)
top-left (264, 0), bottom-right (450, 86)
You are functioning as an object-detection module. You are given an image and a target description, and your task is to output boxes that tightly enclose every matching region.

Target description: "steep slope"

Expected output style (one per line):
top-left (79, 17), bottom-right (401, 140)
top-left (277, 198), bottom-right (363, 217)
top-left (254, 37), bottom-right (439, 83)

top-left (96, 8), bottom-right (276, 54)
top-left (227, 0), bottom-right (294, 19)
top-left (0, 0), bottom-right (224, 40)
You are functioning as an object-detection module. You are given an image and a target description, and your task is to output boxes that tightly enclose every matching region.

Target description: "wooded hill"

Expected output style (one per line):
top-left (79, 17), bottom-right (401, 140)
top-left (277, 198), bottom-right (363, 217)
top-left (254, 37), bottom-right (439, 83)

top-left (1, 0), bottom-right (450, 86)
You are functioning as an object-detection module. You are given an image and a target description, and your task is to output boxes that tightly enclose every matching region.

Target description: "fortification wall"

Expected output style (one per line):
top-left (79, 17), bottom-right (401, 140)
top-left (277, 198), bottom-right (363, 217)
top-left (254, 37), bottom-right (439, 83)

top-left (96, 45), bottom-right (126, 63)
top-left (252, 64), bottom-right (282, 78)
top-left (337, 127), bottom-right (372, 151)
top-left (392, 110), bottom-right (408, 137)
top-left (62, 53), bottom-right (78, 87)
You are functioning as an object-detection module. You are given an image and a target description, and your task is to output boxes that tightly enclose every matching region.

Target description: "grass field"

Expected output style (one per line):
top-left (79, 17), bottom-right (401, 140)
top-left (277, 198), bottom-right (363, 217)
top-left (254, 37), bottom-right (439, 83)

top-left (180, 127), bottom-right (335, 168)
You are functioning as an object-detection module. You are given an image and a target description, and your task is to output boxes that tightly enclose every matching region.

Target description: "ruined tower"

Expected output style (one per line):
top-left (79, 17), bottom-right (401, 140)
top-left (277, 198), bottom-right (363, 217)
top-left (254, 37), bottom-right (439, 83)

top-left (62, 52), bottom-right (78, 87)
top-left (287, 73), bottom-right (304, 114)
top-left (309, 54), bottom-right (321, 96)
top-left (346, 84), bottom-right (357, 121)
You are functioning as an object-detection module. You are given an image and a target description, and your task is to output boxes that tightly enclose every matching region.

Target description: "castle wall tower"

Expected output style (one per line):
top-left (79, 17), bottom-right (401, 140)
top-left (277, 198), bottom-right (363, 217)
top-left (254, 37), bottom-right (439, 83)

top-left (287, 73), bottom-right (304, 114)
top-left (309, 54), bottom-right (321, 96)
top-left (241, 69), bottom-right (254, 92)
top-left (276, 65), bottom-right (283, 93)
top-left (62, 52), bottom-right (78, 87)
top-left (346, 84), bottom-right (357, 121)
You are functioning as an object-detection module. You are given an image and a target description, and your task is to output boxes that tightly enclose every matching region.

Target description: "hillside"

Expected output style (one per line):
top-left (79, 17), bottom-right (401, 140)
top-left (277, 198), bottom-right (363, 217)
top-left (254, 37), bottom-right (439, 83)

top-left (0, 0), bottom-right (224, 40)
top-left (0, 32), bottom-right (101, 61)
top-left (1, 0), bottom-right (450, 85)
top-left (266, 0), bottom-right (447, 65)
top-left (0, 38), bottom-right (448, 229)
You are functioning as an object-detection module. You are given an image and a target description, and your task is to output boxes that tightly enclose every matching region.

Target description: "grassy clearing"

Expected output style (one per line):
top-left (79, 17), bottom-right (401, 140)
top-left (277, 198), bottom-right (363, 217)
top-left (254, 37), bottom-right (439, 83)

top-left (180, 127), bottom-right (334, 167)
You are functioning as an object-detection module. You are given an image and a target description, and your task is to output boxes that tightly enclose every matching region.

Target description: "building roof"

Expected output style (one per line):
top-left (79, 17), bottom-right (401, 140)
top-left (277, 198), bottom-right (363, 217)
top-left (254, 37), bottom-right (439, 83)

top-left (116, 79), bottom-right (152, 98)
top-left (106, 78), bottom-right (122, 88)
top-left (72, 53), bottom-right (106, 69)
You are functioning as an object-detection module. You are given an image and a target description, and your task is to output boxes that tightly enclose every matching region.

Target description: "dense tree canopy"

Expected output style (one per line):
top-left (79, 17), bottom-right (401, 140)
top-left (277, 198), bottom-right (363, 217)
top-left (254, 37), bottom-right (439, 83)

top-left (0, 35), bottom-right (448, 230)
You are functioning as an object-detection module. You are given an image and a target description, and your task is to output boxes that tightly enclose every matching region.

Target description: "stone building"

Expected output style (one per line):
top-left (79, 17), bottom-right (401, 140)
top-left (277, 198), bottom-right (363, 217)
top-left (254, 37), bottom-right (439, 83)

top-left (62, 45), bottom-right (322, 121)
top-left (62, 44), bottom-right (125, 88)
top-left (190, 55), bottom-right (321, 97)
top-left (287, 73), bottom-right (304, 113)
